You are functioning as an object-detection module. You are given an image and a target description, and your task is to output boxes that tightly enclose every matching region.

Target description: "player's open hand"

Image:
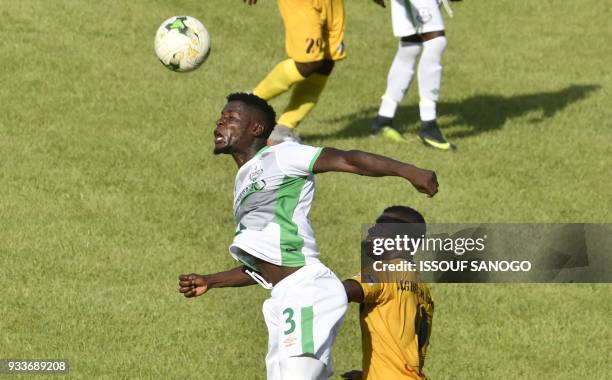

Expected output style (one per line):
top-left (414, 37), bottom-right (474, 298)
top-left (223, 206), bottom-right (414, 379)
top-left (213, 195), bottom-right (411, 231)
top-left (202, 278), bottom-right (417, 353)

top-left (178, 273), bottom-right (208, 297)
top-left (409, 168), bottom-right (439, 197)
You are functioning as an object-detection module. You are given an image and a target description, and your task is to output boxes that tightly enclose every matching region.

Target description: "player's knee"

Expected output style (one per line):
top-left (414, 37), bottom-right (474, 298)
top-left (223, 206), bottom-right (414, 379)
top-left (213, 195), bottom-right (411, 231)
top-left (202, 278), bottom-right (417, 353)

top-left (280, 355), bottom-right (327, 380)
top-left (295, 60), bottom-right (334, 77)
top-left (422, 36), bottom-right (447, 60)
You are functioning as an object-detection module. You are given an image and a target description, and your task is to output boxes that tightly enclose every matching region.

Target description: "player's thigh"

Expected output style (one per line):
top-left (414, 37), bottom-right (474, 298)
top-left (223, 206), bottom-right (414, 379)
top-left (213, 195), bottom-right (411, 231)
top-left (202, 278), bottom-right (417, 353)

top-left (263, 297), bottom-right (282, 380)
top-left (391, 0), bottom-right (445, 37)
top-left (275, 271), bottom-right (347, 366)
top-left (410, 0), bottom-right (445, 34)
top-left (278, 0), bottom-right (326, 62)
top-left (307, 271), bottom-right (348, 368)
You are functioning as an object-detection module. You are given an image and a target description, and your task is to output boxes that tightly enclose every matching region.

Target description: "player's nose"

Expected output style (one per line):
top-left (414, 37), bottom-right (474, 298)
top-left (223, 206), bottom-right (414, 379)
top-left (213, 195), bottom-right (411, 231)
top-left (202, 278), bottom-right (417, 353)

top-left (214, 119), bottom-right (224, 132)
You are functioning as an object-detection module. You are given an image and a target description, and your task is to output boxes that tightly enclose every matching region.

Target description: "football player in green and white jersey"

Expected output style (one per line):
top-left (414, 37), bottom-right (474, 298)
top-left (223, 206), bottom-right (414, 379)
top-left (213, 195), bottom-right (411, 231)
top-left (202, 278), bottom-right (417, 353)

top-left (178, 92), bottom-right (438, 380)
top-left (371, 0), bottom-right (456, 150)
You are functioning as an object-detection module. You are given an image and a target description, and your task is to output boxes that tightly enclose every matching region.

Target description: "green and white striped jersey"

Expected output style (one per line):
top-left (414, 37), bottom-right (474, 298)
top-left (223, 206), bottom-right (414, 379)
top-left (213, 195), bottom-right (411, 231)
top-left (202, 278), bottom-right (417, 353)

top-left (230, 142), bottom-right (323, 268)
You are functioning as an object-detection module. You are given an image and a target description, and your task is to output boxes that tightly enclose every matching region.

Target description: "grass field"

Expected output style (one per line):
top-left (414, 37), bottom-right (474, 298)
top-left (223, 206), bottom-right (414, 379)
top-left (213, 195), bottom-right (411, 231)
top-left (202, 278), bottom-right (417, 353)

top-left (1, 0), bottom-right (611, 379)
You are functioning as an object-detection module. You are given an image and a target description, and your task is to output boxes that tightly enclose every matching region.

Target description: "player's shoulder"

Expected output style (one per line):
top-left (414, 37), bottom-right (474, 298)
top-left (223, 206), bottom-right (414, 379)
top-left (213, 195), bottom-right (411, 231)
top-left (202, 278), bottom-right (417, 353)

top-left (352, 273), bottom-right (386, 292)
top-left (268, 141), bottom-right (321, 162)
top-left (273, 141), bottom-right (316, 151)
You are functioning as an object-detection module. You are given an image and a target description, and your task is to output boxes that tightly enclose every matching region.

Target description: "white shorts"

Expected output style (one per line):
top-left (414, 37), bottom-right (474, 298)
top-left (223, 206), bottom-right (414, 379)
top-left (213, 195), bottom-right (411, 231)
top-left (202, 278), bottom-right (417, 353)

top-left (263, 262), bottom-right (348, 380)
top-left (391, 0), bottom-right (445, 37)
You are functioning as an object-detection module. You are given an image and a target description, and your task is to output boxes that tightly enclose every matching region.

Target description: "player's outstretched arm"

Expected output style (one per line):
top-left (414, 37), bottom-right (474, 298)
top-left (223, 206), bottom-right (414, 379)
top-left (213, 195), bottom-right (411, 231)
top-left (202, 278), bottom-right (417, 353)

top-left (178, 266), bottom-right (256, 298)
top-left (312, 148), bottom-right (439, 197)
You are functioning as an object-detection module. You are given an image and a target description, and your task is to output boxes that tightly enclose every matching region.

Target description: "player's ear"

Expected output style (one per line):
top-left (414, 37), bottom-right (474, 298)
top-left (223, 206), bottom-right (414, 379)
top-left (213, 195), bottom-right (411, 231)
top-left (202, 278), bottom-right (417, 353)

top-left (251, 121), bottom-right (265, 138)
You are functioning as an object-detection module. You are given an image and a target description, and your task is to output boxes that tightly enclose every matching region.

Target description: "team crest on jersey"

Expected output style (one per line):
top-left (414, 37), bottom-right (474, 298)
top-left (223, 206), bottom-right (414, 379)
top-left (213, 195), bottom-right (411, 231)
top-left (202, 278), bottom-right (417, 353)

top-left (249, 164), bottom-right (264, 181)
top-left (417, 8), bottom-right (433, 23)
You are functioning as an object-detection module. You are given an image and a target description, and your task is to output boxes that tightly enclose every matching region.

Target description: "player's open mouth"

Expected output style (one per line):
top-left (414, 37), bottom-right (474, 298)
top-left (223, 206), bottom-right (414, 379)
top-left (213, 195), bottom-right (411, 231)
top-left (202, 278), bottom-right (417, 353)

top-left (214, 131), bottom-right (225, 145)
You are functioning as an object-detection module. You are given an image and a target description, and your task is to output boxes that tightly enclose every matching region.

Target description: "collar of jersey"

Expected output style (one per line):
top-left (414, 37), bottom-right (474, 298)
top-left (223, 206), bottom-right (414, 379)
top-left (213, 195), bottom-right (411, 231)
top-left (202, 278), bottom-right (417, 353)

top-left (255, 145), bottom-right (271, 156)
top-left (236, 145), bottom-right (272, 178)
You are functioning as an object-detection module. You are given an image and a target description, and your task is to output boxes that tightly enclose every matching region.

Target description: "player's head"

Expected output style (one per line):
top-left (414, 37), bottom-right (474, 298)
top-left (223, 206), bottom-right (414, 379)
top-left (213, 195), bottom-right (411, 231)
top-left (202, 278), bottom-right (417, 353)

top-left (377, 206), bottom-right (426, 227)
top-left (365, 206), bottom-right (426, 260)
top-left (214, 92), bottom-right (276, 155)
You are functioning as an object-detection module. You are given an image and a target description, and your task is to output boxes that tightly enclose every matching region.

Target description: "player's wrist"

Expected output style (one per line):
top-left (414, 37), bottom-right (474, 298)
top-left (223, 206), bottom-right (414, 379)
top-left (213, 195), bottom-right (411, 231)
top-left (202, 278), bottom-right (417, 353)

top-left (398, 163), bottom-right (420, 182)
top-left (200, 274), bottom-right (215, 289)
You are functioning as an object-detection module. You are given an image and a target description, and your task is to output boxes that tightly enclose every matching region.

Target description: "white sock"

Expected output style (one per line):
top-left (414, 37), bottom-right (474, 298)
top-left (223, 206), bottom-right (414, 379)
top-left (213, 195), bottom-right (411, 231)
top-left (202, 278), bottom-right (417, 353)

top-left (418, 36), bottom-right (447, 121)
top-left (378, 41), bottom-right (422, 118)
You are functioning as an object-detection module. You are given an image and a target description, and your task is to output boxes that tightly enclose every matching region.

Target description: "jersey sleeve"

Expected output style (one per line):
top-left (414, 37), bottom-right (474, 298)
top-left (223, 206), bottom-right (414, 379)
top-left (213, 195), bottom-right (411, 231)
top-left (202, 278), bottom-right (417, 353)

top-left (276, 142), bottom-right (323, 177)
top-left (352, 273), bottom-right (386, 304)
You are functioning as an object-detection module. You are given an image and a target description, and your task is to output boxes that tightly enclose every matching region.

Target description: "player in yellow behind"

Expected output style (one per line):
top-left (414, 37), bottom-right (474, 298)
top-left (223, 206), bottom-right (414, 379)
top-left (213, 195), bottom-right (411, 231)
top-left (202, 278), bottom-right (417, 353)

top-left (342, 206), bottom-right (434, 380)
top-left (243, 0), bottom-right (385, 143)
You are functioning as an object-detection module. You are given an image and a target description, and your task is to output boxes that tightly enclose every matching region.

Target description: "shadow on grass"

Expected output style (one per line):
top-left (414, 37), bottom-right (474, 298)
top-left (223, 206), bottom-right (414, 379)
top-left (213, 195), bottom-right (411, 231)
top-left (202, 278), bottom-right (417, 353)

top-left (302, 84), bottom-right (600, 141)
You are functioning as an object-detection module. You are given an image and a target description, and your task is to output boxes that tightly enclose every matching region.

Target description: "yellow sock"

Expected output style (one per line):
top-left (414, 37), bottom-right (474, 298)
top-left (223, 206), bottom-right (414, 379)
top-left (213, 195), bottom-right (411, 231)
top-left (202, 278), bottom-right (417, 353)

top-left (278, 73), bottom-right (328, 129)
top-left (253, 59), bottom-right (305, 101)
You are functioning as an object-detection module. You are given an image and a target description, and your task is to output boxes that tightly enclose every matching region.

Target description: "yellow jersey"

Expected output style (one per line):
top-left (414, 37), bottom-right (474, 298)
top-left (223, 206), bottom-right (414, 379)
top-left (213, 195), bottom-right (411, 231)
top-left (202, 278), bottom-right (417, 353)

top-left (353, 265), bottom-right (434, 380)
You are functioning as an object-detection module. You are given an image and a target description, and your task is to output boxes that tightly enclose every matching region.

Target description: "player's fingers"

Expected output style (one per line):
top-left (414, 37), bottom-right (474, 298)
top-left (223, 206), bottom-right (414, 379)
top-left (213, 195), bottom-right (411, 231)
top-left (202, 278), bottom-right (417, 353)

top-left (178, 274), bottom-right (190, 281)
top-left (188, 275), bottom-right (207, 287)
top-left (183, 289), bottom-right (196, 297)
top-left (427, 172), bottom-right (438, 197)
top-left (179, 286), bottom-right (194, 293)
top-left (179, 280), bottom-right (193, 287)
top-left (431, 180), bottom-right (438, 195)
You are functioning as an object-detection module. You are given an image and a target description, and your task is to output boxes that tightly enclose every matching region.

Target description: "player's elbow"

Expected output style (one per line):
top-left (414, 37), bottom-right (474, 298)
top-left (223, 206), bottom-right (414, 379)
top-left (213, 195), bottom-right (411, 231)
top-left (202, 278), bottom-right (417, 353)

top-left (343, 279), bottom-right (364, 303)
top-left (341, 150), bottom-right (368, 174)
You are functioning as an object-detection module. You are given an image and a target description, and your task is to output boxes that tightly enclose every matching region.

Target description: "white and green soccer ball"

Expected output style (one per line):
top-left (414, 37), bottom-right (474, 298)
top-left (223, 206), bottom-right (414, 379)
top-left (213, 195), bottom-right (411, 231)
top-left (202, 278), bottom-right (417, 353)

top-left (154, 16), bottom-right (211, 72)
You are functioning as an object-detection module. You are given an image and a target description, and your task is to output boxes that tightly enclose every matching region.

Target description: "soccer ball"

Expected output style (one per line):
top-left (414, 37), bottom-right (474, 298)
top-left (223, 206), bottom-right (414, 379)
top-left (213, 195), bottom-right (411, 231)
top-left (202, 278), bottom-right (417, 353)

top-left (154, 16), bottom-right (211, 72)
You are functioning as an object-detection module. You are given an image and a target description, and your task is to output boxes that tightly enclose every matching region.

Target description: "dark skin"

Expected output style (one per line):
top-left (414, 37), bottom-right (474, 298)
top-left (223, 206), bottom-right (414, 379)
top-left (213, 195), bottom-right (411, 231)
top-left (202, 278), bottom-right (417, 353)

top-left (402, 30), bottom-right (446, 43)
top-left (341, 208), bottom-right (423, 380)
top-left (180, 100), bottom-right (439, 297)
top-left (343, 278), bottom-right (365, 303)
top-left (342, 208), bottom-right (414, 303)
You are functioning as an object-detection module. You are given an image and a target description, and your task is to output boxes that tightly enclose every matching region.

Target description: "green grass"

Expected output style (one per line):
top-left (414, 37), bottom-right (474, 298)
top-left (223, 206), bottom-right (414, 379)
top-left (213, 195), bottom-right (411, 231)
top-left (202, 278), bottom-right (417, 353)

top-left (1, 0), bottom-right (610, 379)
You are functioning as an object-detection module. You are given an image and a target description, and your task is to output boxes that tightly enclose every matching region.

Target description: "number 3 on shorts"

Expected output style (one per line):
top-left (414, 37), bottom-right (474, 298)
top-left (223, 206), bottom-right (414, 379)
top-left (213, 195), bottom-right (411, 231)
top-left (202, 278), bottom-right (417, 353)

top-left (283, 308), bottom-right (296, 335)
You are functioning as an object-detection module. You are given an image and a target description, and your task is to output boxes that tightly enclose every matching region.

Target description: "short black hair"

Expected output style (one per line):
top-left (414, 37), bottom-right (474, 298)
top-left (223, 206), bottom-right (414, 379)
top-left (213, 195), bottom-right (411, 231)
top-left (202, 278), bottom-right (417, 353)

top-left (376, 206), bottom-right (426, 241)
top-left (380, 205), bottom-right (426, 224)
top-left (226, 92), bottom-right (276, 139)
top-left (365, 206), bottom-right (426, 261)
